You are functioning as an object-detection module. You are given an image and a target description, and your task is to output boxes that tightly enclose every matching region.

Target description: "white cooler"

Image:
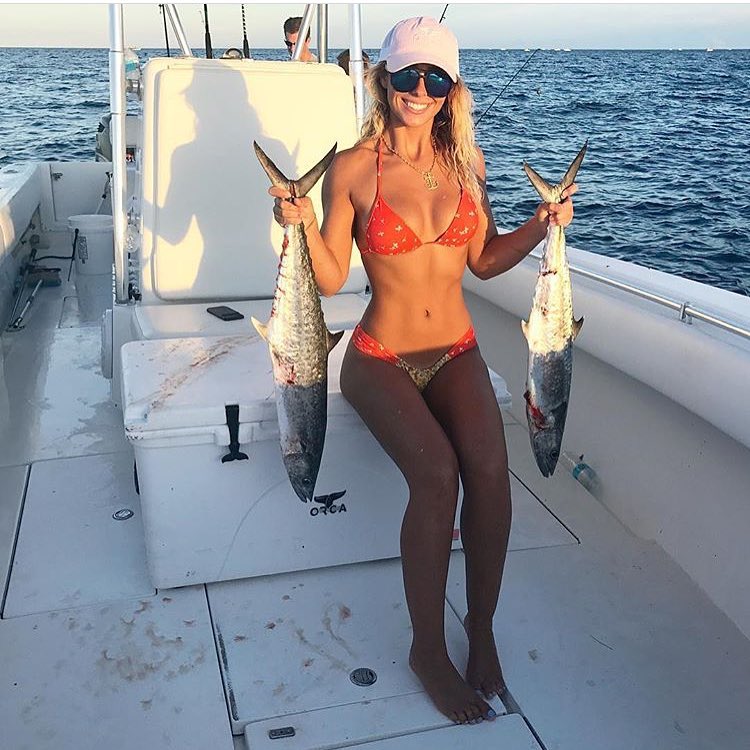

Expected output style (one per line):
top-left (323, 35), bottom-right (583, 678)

top-left (121, 331), bottom-right (512, 589)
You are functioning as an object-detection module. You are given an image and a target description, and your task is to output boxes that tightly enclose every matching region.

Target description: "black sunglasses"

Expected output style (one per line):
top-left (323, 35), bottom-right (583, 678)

top-left (389, 67), bottom-right (453, 98)
top-left (284, 39), bottom-right (294, 49)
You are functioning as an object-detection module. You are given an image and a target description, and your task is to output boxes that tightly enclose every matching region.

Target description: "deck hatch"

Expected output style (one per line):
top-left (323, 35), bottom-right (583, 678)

top-left (207, 558), bottom-right (506, 738)
top-left (3, 453), bottom-right (153, 618)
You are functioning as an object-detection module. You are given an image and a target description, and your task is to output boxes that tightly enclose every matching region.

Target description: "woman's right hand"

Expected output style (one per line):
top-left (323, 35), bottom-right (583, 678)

top-left (269, 186), bottom-right (318, 232)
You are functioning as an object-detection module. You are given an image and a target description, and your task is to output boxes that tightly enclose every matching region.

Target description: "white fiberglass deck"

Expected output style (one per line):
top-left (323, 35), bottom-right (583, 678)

top-left (1, 232), bottom-right (750, 749)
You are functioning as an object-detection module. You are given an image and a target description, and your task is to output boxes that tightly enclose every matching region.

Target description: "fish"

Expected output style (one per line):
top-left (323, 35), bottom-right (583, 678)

top-left (252, 141), bottom-right (344, 502)
top-left (521, 142), bottom-right (587, 477)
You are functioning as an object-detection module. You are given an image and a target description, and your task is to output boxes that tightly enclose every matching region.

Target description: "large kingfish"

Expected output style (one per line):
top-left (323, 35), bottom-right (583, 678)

top-left (252, 141), bottom-right (343, 502)
top-left (521, 143), bottom-right (587, 477)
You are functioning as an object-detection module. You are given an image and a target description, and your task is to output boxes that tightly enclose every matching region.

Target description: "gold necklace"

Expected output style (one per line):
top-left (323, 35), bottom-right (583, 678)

top-left (383, 138), bottom-right (439, 190)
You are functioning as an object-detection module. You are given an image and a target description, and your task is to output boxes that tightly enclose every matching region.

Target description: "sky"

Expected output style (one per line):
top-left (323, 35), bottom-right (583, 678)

top-left (0, 1), bottom-right (749, 50)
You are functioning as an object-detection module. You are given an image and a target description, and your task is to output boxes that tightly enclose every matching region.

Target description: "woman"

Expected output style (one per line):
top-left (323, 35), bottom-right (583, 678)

top-left (270, 16), bottom-right (577, 725)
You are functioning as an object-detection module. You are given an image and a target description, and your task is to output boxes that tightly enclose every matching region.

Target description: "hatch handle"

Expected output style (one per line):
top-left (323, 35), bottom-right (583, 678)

top-left (221, 404), bottom-right (248, 463)
top-left (269, 726), bottom-right (296, 740)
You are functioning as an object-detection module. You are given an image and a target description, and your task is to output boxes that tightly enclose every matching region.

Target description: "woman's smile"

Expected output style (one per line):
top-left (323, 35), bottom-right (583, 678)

top-left (403, 100), bottom-right (431, 112)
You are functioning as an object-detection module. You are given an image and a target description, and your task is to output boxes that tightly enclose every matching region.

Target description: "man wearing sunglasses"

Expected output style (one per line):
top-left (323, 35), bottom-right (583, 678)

top-left (282, 16), bottom-right (317, 62)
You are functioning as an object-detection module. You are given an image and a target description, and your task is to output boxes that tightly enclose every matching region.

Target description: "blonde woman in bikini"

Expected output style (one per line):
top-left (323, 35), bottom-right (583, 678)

top-left (270, 16), bottom-right (578, 725)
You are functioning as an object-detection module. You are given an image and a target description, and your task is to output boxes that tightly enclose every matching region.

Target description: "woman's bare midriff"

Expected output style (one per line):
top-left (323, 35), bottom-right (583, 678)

top-left (357, 244), bottom-right (474, 369)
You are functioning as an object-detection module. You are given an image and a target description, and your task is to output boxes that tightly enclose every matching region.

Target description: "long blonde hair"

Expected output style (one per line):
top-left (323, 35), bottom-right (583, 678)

top-left (359, 62), bottom-right (483, 207)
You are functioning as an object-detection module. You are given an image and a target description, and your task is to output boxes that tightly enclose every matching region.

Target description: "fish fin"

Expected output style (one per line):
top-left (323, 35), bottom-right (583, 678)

top-left (573, 316), bottom-right (584, 339)
top-left (253, 141), bottom-right (291, 193)
top-left (251, 316), bottom-right (270, 342)
top-left (327, 329), bottom-right (345, 353)
top-left (521, 319), bottom-right (529, 340)
top-left (293, 143), bottom-right (338, 197)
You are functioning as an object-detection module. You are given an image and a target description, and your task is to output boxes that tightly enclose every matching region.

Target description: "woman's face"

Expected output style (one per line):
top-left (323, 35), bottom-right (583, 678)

top-left (382, 63), bottom-right (449, 128)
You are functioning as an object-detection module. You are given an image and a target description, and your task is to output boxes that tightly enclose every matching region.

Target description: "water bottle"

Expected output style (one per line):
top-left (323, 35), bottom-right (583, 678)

top-left (124, 48), bottom-right (142, 98)
top-left (560, 452), bottom-right (601, 495)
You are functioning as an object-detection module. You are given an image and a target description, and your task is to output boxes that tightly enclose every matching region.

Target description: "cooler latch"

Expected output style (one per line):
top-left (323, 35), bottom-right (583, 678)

top-left (221, 404), bottom-right (248, 463)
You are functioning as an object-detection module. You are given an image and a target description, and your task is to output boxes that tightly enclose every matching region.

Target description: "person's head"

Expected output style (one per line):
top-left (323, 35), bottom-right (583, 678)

top-left (220, 47), bottom-right (243, 60)
top-left (283, 16), bottom-right (312, 58)
top-left (360, 17), bottom-right (481, 203)
top-left (336, 48), bottom-right (371, 75)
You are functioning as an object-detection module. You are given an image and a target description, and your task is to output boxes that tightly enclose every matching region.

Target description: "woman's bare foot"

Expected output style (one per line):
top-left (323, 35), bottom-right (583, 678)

top-left (464, 614), bottom-right (507, 699)
top-left (409, 646), bottom-right (496, 724)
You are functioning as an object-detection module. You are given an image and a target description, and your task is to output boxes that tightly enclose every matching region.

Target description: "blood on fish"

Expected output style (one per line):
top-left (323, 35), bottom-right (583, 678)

top-left (524, 390), bottom-right (547, 430)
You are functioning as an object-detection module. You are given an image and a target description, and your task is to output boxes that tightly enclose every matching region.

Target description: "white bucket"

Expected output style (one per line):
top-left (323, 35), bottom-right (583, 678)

top-left (68, 214), bottom-right (114, 276)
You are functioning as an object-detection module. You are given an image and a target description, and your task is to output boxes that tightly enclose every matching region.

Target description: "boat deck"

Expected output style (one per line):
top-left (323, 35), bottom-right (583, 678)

top-left (2, 235), bottom-right (750, 749)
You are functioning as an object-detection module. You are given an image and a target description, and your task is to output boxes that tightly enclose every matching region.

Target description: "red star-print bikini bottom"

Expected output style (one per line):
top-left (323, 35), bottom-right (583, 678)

top-left (351, 324), bottom-right (477, 391)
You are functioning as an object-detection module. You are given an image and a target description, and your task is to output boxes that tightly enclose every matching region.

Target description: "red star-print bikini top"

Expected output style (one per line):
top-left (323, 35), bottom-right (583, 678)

top-left (363, 139), bottom-right (480, 256)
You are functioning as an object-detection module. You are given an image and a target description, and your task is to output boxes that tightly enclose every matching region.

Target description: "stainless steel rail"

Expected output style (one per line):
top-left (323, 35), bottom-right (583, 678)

top-left (108, 4), bottom-right (128, 304)
top-left (317, 5), bottom-right (329, 63)
top-left (164, 4), bottom-right (194, 56)
top-left (529, 251), bottom-right (750, 341)
top-left (292, 5), bottom-right (316, 62)
top-left (349, 4), bottom-right (366, 132)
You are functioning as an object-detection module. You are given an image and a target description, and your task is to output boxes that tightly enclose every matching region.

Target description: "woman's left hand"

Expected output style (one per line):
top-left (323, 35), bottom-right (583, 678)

top-left (536, 183), bottom-right (578, 228)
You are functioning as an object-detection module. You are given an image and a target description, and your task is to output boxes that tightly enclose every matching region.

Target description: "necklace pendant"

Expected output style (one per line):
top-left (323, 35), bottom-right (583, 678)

top-left (423, 171), bottom-right (439, 190)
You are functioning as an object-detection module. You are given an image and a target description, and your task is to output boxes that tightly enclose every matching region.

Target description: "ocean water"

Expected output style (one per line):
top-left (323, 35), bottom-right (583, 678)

top-left (0, 46), bottom-right (747, 296)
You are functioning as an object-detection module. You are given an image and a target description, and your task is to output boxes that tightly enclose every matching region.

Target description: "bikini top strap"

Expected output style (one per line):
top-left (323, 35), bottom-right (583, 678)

top-left (376, 138), bottom-right (383, 195)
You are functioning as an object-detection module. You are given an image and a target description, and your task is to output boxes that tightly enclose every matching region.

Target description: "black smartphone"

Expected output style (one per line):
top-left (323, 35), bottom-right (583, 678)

top-left (206, 305), bottom-right (244, 321)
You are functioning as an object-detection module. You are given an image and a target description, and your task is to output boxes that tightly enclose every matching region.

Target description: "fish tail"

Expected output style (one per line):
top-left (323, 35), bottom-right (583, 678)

top-left (559, 141), bottom-right (588, 191)
top-left (253, 141), bottom-right (337, 198)
top-left (523, 141), bottom-right (588, 203)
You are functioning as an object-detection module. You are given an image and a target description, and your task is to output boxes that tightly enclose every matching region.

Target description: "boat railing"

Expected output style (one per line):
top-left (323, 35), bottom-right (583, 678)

top-left (163, 4), bottom-right (194, 57)
top-left (530, 250), bottom-right (750, 342)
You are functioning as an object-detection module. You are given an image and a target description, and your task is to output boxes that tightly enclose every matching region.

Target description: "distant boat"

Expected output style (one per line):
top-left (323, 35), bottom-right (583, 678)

top-left (706, 48), bottom-right (714, 52)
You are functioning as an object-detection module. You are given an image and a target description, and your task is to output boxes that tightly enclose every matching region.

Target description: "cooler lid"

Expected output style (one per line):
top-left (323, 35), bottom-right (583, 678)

top-left (120, 330), bottom-right (511, 435)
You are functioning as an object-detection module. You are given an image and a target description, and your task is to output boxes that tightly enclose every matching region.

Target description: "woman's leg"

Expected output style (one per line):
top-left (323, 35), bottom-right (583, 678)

top-left (340, 343), bottom-right (494, 724)
top-left (423, 347), bottom-right (512, 699)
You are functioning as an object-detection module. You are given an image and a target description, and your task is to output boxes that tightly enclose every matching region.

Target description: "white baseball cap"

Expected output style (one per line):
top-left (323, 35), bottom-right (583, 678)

top-left (379, 16), bottom-right (460, 82)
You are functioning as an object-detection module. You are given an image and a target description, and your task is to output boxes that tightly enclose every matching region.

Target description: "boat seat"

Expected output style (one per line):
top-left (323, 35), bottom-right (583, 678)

top-left (109, 58), bottom-right (371, 403)
top-left (137, 57), bottom-right (366, 308)
top-left (132, 292), bottom-right (369, 340)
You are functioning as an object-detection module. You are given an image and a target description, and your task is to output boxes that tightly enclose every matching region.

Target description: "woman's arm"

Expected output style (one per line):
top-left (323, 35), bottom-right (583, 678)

top-left (269, 151), bottom-right (357, 297)
top-left (466, 148), bottom-right (577, 281)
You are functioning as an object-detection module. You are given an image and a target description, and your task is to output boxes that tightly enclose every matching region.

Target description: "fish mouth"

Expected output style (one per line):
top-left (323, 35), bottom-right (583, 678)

top-left (290, 477), bottom-right (315, 503)
top-left (283, 451), bottom-right (319, 503)
top-left (530, 431), bottom-right (562, 477)
top-left (533, 447), bottom-right (560, 477)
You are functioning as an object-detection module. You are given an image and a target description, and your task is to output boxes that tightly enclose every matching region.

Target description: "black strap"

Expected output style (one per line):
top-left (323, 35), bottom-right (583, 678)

top-left (221, 404), bottom-right (248, 463)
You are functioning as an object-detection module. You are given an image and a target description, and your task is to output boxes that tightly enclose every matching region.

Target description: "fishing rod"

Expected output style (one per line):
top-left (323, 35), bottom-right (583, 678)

top-left (159, 4), bottom-right (171, 57)
top-left (474, 47), bottom-right (541, 128)
top-left (438, 5), bottom-right (538, 128)
top-left (241, 4), bottom-right (250, 59)
top-left (203, 4), bottom-right (214, 59)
